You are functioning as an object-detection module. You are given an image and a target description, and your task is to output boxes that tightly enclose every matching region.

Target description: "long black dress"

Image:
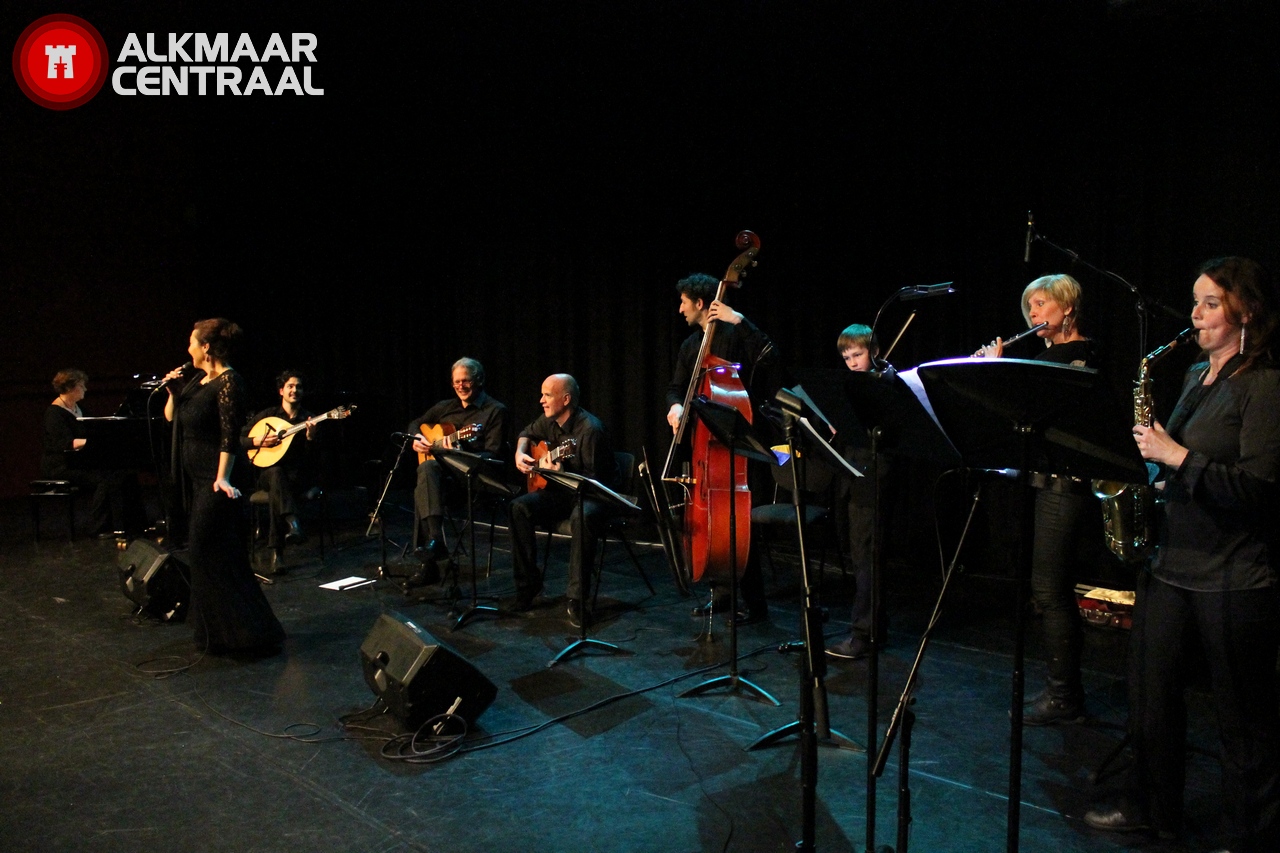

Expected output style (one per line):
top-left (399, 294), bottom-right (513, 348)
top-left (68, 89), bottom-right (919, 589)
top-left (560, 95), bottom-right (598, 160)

top-left (175, 370), bottom-right (285, 652)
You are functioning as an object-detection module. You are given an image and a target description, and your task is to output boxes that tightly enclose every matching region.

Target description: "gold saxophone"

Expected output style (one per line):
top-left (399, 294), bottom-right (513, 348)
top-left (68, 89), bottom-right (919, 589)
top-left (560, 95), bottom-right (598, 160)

top-left (1093, 328), bottom-right (1198, 562)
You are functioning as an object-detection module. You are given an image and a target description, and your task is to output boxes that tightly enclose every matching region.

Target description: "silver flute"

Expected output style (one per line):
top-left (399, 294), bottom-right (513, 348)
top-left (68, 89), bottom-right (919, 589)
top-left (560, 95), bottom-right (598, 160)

top-left (974, 321), bottom-right (1048, 355)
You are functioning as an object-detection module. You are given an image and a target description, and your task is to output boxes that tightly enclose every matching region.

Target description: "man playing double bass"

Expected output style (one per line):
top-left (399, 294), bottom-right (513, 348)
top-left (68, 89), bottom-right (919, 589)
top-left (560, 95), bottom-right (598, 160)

top-left (665, 273), bottom-right (781, 624)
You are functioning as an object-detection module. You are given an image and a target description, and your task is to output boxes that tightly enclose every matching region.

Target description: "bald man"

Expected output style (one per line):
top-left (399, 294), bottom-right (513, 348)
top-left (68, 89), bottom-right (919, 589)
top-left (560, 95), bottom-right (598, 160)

top-left (510, 374), bottom-right (618, 628)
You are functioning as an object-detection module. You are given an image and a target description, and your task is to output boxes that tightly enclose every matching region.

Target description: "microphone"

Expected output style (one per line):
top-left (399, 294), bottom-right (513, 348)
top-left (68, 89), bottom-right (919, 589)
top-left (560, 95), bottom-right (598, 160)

top-left (165, 361), bottom-right (194, 384)
top-left (898, 282), bottom-right (956, 302)
top-left (1024, 210), bottom-right (1034, 263)
top-left (390, 431), bottom-right (417, 441)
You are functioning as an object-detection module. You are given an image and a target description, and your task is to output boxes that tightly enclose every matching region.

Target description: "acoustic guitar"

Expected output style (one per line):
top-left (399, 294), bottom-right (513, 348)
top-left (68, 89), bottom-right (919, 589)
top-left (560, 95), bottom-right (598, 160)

top-left (247, 405), bottom-right (355, 468)
top-left (416, 422), bottom-right (483, 464)
top-left (526, 438), bottom-right (578, 492)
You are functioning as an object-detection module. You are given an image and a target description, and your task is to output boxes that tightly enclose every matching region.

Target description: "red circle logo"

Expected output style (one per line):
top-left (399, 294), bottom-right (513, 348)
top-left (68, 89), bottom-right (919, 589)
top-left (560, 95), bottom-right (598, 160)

top-left (13, 14), bottom-right (109, 110)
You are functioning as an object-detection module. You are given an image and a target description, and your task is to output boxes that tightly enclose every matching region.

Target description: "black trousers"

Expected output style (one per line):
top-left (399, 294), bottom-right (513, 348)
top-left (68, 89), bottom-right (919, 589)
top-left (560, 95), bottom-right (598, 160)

top-left (508, 489), bottom-right (608, 604)
top-left (412, 459), bottom-right (446, 549)
top-left (1029, 488), bottom-right (1091, 696)
top-left (256, 466), bottom-right (303, 549)
top-left (1128, 570), bottom-right (1280, 849)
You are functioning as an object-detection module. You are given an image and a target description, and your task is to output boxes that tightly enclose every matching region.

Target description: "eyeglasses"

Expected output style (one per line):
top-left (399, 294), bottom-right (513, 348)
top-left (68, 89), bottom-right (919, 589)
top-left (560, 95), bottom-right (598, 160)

top-left (453, 380), bottom-right (474, 388)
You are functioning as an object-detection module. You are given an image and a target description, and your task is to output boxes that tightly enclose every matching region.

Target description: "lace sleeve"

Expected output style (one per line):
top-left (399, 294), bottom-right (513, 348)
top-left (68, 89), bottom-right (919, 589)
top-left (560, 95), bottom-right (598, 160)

top-left (216, 371), bottom-right (249, 455)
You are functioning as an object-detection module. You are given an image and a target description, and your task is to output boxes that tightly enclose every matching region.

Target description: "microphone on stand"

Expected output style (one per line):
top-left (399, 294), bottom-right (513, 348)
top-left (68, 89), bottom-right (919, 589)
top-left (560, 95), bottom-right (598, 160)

top-left (898, 282), bottom-right (955, 302)
top-left (1024, 210), bottom-right (1035, 263)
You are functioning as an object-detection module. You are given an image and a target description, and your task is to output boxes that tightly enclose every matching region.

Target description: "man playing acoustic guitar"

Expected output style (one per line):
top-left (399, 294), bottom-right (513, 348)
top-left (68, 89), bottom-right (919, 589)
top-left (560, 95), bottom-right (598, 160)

top-left (408, 358), bottom-right (509, 569)
top-left (242, 370), bottom-right (319, 573)
top-left (511, 374), bottom-right (618, 627)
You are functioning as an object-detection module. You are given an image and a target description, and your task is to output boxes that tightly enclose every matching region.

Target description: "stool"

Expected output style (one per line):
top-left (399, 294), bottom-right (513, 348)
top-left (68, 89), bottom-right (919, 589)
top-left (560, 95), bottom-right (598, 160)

top-left (30, 479), bottom-right (78, 542)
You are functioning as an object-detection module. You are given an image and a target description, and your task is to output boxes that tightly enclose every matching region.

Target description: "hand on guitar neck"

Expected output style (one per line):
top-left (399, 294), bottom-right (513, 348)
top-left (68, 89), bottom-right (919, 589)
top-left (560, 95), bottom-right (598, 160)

top-left (414, 422), bottom-right (483, 464)
top-left (517, 438), bottom-right (578, 492)
top-left (247, 405), bottom-right (355, 469)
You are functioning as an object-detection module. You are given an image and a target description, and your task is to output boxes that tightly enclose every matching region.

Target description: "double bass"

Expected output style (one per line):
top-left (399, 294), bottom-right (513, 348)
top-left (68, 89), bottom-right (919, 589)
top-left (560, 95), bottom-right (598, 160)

top-left (645, 231), bottom-right (762, 594)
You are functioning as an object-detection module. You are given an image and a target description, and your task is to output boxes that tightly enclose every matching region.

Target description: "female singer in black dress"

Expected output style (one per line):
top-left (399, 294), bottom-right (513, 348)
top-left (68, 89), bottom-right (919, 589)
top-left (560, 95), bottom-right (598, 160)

top-left (163, 319), bottom-right (284, 654)
top-left (976, 273), bottom-right (1100, 725)
top-left (1086, 257), bottom-right (1280, 850)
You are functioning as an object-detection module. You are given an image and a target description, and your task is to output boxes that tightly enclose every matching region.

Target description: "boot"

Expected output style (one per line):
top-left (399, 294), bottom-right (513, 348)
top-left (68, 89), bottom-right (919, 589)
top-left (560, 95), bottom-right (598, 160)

top-left (1024, 675), bottom-right (1085, 726)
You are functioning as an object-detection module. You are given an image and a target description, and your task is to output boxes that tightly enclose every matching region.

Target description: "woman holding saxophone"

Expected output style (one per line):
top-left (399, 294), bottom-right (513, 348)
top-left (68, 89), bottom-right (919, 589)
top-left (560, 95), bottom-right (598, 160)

top-left (976, 273), bottom-right (1100, 726)
top-left (1086, 257), bottom-right (1280, 850)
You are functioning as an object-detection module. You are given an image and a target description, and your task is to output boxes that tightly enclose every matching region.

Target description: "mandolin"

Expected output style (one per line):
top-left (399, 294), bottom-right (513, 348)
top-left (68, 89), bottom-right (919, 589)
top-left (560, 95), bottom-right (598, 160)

top-left (247, 405), bottom-right (355, 468)
top-left (526, 438), bottom-right (577, 492)
top-left (416, 422), bottom-right (483, 464)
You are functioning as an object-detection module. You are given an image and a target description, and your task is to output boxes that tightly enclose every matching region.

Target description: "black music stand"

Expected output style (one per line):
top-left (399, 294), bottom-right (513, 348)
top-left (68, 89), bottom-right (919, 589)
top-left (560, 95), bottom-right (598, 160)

top-left (911, 357), bottom-right (1145, 853)
top-left (749, 389), bottom-right (862, 750)
top-left (533, 468), bottom-right (642, 667)
top-left (435, 448), bottom-right (515, 631)
top-left (678, 397), bottom-right (779, 706)
top-left (743, 388), bottom-right (866, 852)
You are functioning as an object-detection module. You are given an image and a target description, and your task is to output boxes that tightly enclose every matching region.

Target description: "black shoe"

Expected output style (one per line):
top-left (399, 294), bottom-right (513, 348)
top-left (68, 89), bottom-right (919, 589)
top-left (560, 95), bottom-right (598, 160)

top-left (406, 554), bottom-right (440, 587)
top-left (284, 517), bottom-right (304, 544)
top-left (1023, 691), bottom-right (1086, 726)
top-left (567, 598), bottom-right (585, 629)
top-left (1083, 802), bottom-right (1151, 834)
top-left (728, 605), bottom-right (767, 627)
top-left (826, 636), bottom-right (869, 660)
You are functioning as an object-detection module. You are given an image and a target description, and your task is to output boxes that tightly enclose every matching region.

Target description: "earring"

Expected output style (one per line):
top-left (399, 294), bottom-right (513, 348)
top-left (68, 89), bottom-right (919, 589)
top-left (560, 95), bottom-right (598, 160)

top-left (1241, 324), bottom-right (1247, 353)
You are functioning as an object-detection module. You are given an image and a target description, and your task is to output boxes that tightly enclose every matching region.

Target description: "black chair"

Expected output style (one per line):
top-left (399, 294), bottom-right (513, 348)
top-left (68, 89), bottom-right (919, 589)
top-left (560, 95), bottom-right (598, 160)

top-left (30, 479), bottom-right (78, 542)
top-left (749, 447), bottom-right (845, 583)
top-left (249, 484), bottom-right (330, 570)
top-left (540, 450), bottom-right (655, 606)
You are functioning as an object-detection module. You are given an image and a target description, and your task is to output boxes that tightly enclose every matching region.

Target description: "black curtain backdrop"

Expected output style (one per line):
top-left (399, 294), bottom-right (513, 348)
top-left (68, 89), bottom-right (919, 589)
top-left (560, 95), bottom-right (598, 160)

top-left (4, 1), bottom-right (1279, 506)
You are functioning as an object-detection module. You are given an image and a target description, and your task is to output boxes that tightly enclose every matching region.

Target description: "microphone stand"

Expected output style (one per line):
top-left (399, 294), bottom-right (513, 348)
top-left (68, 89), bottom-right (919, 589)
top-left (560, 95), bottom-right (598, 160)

top-left (1027, 218), bottom-right (1184, 359)
top-left (871, 282), bottom-right (956, 368)
top-left (366, 433), bottom-right (415, 584)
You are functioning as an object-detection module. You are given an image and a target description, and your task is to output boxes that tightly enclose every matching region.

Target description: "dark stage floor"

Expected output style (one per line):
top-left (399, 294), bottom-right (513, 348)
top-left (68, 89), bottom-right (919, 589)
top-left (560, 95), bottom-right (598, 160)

top-left (0, 491), bottom-right (1230, 853)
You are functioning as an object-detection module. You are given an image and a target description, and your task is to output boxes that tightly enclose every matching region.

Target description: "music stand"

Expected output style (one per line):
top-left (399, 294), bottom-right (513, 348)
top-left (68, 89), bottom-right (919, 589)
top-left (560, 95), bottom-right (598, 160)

top-left (749, 389), bottom-right (862, 750)
top-left (533, 468), bottom-right (642, 667)
top-left (677, 396), bottom-right (780, 706)
top-left (743, 389), bottom-right (866, 852)
top-left (435, 448), bottom-right (515, 631)
top-left (912, 357), bottom-right (1145, 853)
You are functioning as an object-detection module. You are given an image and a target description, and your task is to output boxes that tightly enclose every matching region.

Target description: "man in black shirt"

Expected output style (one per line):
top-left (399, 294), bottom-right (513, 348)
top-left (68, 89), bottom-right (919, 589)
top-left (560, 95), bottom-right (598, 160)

top-left (242, 370), bottom-right (317, 572)
top-left (408, 357), bottom-right (509, 559)
top-left (510, 373), bottom-right (618, 628)
top-left (665, 273), bottom-right (780, 624)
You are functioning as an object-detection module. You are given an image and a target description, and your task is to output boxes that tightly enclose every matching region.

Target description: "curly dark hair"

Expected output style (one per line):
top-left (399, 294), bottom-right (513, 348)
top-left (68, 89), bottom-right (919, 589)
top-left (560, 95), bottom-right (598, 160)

top-left (676, 273), bottom-right (719, 308)
top-left (275, 369), bottom-right (305, 391)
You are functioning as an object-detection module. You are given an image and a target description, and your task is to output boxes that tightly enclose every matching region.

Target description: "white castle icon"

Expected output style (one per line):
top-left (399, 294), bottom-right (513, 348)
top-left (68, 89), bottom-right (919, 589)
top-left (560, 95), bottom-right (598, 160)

top-left (45, 44), bottom-right (77, 79)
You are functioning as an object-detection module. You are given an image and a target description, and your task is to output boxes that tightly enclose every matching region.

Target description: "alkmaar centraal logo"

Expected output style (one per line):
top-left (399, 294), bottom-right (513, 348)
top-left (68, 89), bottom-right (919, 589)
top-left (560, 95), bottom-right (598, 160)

top-left (13, 14), bottom-right (109, 110)
top-left (14, 15), bottom-right (323, 109)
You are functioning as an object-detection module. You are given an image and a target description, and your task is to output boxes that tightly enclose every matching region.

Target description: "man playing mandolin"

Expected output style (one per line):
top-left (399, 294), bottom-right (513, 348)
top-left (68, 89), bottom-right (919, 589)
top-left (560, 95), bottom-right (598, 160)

top-left (408, 357), bottom-right (509, 566)
top-left (511, 374), bottom-right (618, 627)
top-left (242, 370), bottom-right (319, 572)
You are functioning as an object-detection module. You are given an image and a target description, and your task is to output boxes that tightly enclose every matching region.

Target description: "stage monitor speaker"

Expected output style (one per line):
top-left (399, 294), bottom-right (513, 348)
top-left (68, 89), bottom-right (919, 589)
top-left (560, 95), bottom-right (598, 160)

top-left (360, 612), bottom-right (497, 730)
top-left (118, 539), bottom-right (190, 622)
